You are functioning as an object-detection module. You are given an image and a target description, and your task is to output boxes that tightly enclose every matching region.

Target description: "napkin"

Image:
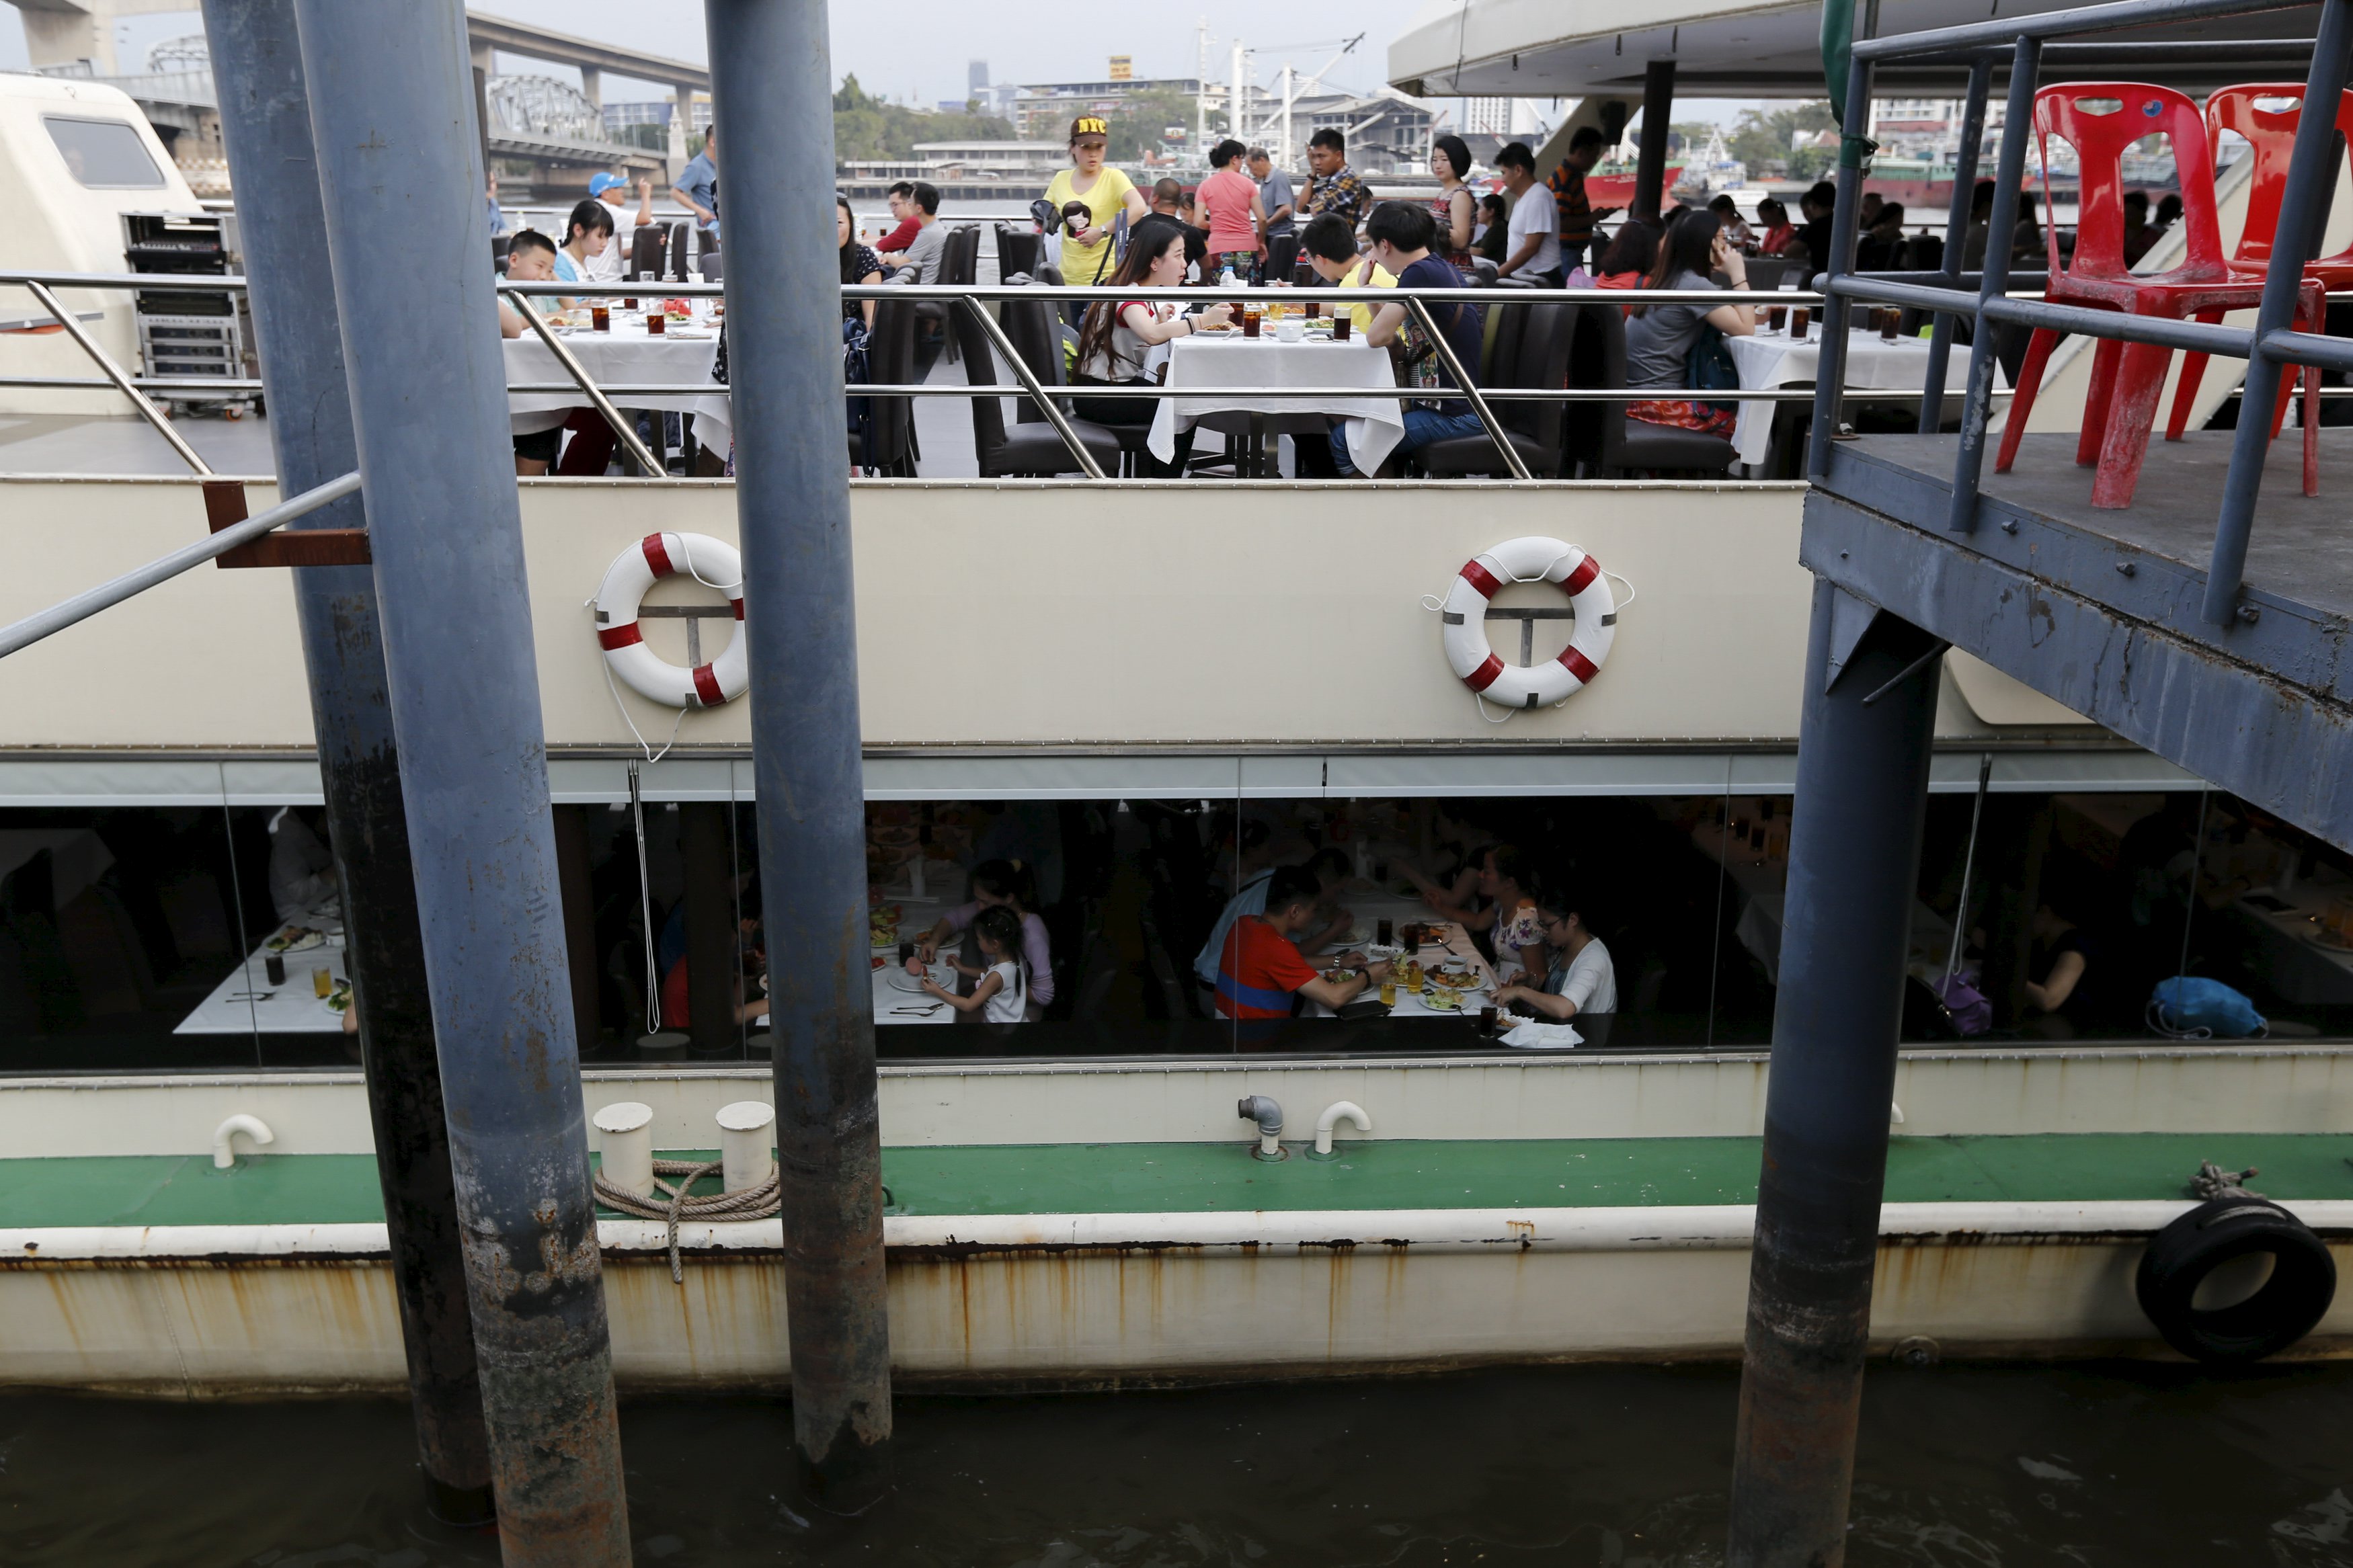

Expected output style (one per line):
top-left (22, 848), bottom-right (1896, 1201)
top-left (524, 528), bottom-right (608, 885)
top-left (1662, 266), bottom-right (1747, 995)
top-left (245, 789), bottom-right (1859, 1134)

top-left (1502, 1020), bottom-right (1584, 1050)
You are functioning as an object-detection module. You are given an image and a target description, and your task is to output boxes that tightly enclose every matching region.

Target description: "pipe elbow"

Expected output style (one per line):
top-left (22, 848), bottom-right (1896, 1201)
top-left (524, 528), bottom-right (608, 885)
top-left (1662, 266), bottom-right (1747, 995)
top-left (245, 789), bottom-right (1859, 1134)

top-left (1312, 1100), bottom-right (1371, 1158)
top-left (1236, 1096), bottom-right (1285, 1161)
top-left (212, 1113), bottom-right (276, 1169)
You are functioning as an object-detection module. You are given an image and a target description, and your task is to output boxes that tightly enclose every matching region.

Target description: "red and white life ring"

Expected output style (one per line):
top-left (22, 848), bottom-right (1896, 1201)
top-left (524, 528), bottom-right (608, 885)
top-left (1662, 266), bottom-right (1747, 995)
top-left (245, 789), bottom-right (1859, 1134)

top-left (593, 532), bottom-right (748, 708)
top-left (1439, 536), bottom-right (1616, 708)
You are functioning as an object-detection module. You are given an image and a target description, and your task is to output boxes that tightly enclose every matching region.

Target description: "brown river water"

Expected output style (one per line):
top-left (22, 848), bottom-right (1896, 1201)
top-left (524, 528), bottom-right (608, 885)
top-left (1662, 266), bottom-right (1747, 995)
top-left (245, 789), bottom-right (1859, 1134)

top-left (4, 1360), bottom-right (2351, 1565)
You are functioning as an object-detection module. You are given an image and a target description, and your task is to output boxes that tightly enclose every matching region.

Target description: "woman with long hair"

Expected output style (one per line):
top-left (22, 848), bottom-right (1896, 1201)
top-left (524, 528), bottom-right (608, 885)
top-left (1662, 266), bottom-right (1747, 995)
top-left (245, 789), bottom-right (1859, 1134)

top-left (1622, 208), bottom-right (1755, 439)
top-left (836, 193), bottom-right (883, 327)
top-left (1591, 220), bottom-right (1660, 294)
top-left (1429, 134), bottom-right (1479, 275)
top-left (1068, 220), bottom-right (1233, 477)
top-left (1195, 138), bottom-right (1267, 280)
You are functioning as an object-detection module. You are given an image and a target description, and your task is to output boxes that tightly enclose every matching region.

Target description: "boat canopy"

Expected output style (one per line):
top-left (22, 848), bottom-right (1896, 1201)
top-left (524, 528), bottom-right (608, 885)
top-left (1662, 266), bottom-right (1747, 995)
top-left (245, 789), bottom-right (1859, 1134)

top-left (1387, 0), bottom-right (2321, 99)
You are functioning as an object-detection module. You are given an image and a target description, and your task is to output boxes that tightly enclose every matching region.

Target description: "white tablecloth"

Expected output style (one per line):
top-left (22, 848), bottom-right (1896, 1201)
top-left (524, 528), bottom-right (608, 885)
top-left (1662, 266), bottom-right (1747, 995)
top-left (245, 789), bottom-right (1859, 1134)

top-left (505, 322), bottom-right (730, 440)
top-left (1721, 326), bottom-right (1997, 468)
top-left (176, 930), bottom-right (348, 1036)
top-left (1298, 890), bottom-right (1506, 1020)
top-left (1146, 334), bottom-right (1405, 472)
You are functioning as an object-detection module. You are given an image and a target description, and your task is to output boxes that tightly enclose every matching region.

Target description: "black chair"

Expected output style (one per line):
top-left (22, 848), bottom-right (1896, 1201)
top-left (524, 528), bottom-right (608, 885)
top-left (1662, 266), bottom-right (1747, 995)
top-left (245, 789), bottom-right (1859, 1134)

top-left (916, 226), bottom-right (983, 362)
top-left (849, 296), bottom-right (917, 476)
top-left (1263, 235), bottom-right (1299, 281)
top-left (951, 301), bottom-right (1121, 477)
top-left (996, 224), bottom-right (1042, 282)
top-left (491, 234), bottom-right (512, 270)
top-left (1564, 301), bottom-right (1737, 477)
top-left (1417, 299), bottom-right (1576, 477)
top-left (631, 224), bottom-right (667, 284)
top-left (1743, 256), bottom-right (1796, 292)
top-left (696, 247), bottom-right (722, 282)
top-left (666, 222), bottom-right (694, 281)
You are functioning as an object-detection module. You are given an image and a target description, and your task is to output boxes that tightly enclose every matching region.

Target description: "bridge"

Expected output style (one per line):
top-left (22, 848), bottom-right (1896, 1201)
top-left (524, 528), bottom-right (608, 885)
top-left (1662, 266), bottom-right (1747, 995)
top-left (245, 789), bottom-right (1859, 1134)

top-left (7, 1), bottom-right (707, 192)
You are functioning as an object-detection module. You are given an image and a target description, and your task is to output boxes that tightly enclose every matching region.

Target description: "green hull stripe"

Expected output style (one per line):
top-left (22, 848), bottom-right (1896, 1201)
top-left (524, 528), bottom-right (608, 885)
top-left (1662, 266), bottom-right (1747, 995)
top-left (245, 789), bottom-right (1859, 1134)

top-left (5, 1134), bottom-right (2353, 1230)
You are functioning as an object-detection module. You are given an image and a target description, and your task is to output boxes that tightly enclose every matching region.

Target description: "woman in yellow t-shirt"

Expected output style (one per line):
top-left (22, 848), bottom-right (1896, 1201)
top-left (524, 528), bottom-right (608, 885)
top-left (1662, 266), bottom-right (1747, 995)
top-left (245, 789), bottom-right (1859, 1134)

top-left (1043, 115), bottom-right (1148, 293)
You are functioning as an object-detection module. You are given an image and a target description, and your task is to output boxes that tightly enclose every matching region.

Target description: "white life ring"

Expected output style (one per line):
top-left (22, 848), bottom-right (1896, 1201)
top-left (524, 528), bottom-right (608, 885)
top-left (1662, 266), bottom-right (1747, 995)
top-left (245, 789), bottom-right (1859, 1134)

top-left (593, 532), bottom-right (748, 708)
top-left (1438, 536), bottom-right (1616, 708)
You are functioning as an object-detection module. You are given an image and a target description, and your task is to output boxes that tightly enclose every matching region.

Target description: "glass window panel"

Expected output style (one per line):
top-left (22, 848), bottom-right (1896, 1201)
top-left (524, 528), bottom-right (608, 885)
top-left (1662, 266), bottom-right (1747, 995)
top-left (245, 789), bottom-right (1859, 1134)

top-left (42, 116), bottom-right (165, 188)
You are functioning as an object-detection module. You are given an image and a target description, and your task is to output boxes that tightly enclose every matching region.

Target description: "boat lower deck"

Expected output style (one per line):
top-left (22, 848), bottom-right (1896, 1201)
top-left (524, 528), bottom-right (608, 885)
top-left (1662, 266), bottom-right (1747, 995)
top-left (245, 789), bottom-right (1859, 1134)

top-left (8, 1130), bottom-right (2352, 1229)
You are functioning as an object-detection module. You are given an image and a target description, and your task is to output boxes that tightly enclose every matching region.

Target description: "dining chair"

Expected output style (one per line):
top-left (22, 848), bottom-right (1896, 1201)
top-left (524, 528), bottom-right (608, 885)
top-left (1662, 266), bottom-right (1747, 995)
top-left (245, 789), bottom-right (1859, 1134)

top-left (1419, 299), bottom-right (1574, 477)
top-left (2164, 81), bottom-right (2353, 443)
top-left (1565, 302), bottom-right (1737, 477)
top-left (849, 296), bottom-right (916, 477)
top-left (1993, 82), bottom-right (2323, 507)
top-left (951, 301), bottom-right (1121, 477)
top-left (630, 224), bottom-right (666, 284)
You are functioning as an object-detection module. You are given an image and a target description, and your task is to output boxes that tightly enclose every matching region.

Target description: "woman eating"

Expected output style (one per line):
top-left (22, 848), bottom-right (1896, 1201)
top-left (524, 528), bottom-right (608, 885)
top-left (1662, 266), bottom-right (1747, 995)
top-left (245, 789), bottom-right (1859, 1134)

top-left (1401, 841), bottom-right (1546, 979)
top-left (1070, 219), bottom-right (1233, 477)
top-left (1428, 134), bottom-right (1480, 277)
top-left (1622, 209), bottom-right (1756, 440)
top-left (915, 859), bottom-right (1058, 1020)
top-left (1042, 114), bottom-right (1148, 293)
top-left (836, 193), bottom-right (883, 327)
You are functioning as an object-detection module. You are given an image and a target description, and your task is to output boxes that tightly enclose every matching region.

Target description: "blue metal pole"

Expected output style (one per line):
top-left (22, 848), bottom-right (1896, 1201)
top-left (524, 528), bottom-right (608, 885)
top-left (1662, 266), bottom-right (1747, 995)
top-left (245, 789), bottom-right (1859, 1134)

top-left (1946, 38), bottom-right (2042, 532)
top-left (704, 0), bottom-right (894, 1510)
top-left (290, 3), bottom-right (629, 1561)
top-left (1919, 57), bottom-right (1992, 434)
top-left (1804, 53), bottom-right (1875, 481)
top-left (1726, 581), bottom-right (1942, 1568)
top-left (2202, 0), bottom-right (2353, 624)
top-left (200, 0), bottom-right (490, 1524)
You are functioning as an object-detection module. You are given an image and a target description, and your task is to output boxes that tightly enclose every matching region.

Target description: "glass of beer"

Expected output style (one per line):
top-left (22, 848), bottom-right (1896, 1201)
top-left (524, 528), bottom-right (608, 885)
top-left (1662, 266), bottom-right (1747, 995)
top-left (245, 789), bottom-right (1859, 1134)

top-left (591, 304), bottom-right (610, 331)
top-left (1791, 306), bottom-right (1810, 341)
top-left (1333, 309), bottom-right (1352, 342)
top-left (1241, 304), bottom-right (1263, 339)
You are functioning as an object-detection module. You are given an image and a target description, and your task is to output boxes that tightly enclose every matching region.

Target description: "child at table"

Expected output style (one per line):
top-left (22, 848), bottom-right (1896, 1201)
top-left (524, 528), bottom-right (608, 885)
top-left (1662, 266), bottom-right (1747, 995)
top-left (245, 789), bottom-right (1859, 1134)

top-left (909, 905), bottom-right (1028, 1024)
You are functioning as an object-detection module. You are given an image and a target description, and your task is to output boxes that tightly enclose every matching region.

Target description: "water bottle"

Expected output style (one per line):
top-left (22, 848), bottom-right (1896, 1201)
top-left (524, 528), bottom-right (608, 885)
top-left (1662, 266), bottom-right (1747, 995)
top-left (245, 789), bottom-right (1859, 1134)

top-left (1220, 264), bottom-right (1240, 290)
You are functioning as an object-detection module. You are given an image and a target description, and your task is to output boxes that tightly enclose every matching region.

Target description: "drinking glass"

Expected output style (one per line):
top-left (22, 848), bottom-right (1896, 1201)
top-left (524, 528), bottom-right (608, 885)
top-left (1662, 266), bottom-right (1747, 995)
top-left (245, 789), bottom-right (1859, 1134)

top-left (1333, 310), bottom-right (1351, 341)
top-left (313, 966), bottom-right (333, 998)
top-left (1791, 307), bottom-right (1810, 341)
top-left (647, 311), bottom-right (666, 335)
top-left (1880, 308), bottom-right (1900, 343)
top-left (591, 304), bottom-right (610, 332)
top-left (1766, 304), bottom-right (1786, 333)
top-left (1241, 305), bottom-right (1262, 339)
top-left (1375, 919), bottom-right (1393, 946)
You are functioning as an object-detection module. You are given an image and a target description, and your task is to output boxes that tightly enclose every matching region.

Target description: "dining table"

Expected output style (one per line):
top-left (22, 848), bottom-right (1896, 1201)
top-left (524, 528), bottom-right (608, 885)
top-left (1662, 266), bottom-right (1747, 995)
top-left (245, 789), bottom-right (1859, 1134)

top-left (175, 919), bottom-right (349, 1036)
top-left (506, 306), bottom-right (733, 448)
top-left (1145, 328), bottom-right (1406, 474)
top-left (1295, 887), bottom-right (1510, 1022)
top-left (1720, 321), bottom-right (2001, 469)
top-left (867, 895), bottom-right (957, 1026)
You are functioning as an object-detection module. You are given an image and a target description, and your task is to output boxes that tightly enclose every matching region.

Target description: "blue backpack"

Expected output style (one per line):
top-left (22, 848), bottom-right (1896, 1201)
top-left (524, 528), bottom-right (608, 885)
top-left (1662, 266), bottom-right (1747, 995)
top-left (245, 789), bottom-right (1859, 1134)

top-left (2147, 975), bottom-right (2268, 1040)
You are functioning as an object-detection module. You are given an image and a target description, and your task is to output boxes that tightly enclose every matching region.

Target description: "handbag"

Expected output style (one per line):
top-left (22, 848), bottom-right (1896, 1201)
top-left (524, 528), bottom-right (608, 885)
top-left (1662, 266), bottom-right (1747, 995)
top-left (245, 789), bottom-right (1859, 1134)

top-left (2147, 975), bottom-right (2268, 1040)
top-left (842, 316), bottom-right (874, 462)
top-left (1686, 328), bottom-right (1741, 415)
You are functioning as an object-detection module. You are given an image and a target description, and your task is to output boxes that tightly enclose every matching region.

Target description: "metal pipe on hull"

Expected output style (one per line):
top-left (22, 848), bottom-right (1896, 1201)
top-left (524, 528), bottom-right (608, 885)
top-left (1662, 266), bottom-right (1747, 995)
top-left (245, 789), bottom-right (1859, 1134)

top-left (704, 0), bottom-right (895, 1511)
top-left (198, 0), bottom-right (491, 1524)
top-left (290, 2), bottom-right (629, 1560)
top-left (1726, 581), bottom-right (1942, 1568)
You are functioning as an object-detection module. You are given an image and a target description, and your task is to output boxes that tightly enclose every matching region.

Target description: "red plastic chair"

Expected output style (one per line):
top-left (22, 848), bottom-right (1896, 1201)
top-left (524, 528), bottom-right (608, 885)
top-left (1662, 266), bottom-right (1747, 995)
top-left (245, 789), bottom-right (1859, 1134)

top-left (2163, 81), bottom-right (2353, 442)
top-left (1993, 83), bottom-right (2321, 508)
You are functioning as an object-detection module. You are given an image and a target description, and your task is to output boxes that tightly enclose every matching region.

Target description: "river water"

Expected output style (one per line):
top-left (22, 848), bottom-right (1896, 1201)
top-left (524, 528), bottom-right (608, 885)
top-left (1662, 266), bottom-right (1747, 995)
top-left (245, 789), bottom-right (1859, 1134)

top-left (5, 1360), bottom-right (2353, 1565)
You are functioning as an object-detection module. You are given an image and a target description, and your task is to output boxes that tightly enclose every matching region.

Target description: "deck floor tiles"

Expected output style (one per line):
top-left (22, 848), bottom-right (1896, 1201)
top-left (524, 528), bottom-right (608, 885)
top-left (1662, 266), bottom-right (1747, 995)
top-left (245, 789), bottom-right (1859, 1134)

top-left (8, 1136), bottom-right (2353, 1228)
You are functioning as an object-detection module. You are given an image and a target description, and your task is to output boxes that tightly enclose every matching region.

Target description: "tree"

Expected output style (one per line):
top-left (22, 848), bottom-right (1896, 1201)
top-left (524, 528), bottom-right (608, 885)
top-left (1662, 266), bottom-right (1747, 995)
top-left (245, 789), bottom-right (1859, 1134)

top-left (830, 73), bottom-right (1014, 161)
top-left (1100, 84), bottom-right (1203, 165)
top-left (1727, 101), bottom-right (1839, 176)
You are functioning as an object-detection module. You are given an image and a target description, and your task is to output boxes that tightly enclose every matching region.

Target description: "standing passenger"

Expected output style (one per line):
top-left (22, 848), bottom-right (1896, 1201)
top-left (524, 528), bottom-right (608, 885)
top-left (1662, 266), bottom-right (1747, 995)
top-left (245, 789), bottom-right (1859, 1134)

top-left (1195, 138), bottom-right (1267, 279)
top-left (1043, 115), bottom-right (1148, 289)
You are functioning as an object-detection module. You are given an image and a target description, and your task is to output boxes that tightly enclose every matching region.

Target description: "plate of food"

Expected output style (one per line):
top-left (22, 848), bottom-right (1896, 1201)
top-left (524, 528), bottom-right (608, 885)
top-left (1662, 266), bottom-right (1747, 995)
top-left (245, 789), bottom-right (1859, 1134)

top-left (1419, 985), bottom-right (1464, 1012)
top-left (266, 925), bottom-right (325, 954)
top-left (1322, 968), bottom-right (1359, 986)
top-left (887, 967), bottom-right (941, 995)
top-left (321, 980), bottom-right (354, 1016)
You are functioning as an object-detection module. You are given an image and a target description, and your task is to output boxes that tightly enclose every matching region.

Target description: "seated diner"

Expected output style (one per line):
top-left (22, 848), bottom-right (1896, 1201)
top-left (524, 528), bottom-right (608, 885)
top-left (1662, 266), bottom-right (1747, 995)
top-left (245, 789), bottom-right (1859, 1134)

top-left (1491, 882), bottom-right (1618, 1046)
top-left (1324, 202), bottom-right (1488, 477)
top-left (1622, 209), bottom-right (1756, 440)
top-left (1070, 217), bottom-right (1232, 479)
top-left (1214, 865), bottom-right (1390, 1026)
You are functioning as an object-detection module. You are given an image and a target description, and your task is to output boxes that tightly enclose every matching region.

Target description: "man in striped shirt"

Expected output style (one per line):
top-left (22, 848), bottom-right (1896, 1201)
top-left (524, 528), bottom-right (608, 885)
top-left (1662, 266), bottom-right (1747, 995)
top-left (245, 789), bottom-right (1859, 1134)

top-left (1545, 127), bottom-right (1617, 276)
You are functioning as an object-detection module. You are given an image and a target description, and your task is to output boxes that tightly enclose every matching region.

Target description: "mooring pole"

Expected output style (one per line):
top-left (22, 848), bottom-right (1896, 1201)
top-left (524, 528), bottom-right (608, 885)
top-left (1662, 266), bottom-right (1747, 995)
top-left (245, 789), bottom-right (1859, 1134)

top-left (200, 0), bottom-right (491, 1524)
top-left (1726, 580), bottom-right (1941, 1568)
top-left (292, 3), bottom-right (630, 1560)
top-left (705, 0), bottom-right (895, 1510)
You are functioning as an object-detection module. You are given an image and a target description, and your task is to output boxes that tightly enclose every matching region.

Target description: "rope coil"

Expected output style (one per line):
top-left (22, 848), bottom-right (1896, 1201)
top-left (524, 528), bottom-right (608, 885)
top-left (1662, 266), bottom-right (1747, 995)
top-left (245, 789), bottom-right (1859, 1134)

top-left (595, 1158), bottom-right (781, 1282)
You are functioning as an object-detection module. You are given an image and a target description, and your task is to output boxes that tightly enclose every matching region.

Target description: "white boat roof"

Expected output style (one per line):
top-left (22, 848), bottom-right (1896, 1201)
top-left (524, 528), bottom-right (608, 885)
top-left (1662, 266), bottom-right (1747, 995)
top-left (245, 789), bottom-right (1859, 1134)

top-left (1388, 0), bottom-right (2320, 99)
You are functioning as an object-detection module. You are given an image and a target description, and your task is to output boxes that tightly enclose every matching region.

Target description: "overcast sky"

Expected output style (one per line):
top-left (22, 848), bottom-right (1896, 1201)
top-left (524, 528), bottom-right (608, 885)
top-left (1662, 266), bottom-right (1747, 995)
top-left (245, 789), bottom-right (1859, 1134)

top-left (0, 1), bottom-right (1751, 128)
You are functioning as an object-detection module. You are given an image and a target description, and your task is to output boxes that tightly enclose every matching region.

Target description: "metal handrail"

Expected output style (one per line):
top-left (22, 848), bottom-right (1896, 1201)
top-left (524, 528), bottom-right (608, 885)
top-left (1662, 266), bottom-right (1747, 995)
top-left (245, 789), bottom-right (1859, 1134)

top-left (23, 279), bottom-right (212, 477)
top-left (0, 471), bottom-right (362, 659)
top-left (505, 292), bottom-right (667, 475)
top-left (1816, 0), bottom-right (2352, 623)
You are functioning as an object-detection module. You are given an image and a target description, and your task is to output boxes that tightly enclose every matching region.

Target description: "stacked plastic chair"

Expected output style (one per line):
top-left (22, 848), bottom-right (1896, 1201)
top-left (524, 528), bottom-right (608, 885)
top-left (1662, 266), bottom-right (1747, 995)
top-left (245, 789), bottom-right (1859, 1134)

top-left (1993, 83), bottom-right (2323, 507)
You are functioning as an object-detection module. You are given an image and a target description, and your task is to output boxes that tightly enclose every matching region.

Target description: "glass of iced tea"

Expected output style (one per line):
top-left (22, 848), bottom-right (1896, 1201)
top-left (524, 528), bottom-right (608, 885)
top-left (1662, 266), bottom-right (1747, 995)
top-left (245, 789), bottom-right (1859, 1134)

top-left (1880, 306), bottom-right (1900, 343)
top-left (1306, 299), bottom-right (1321, 320)
top-left (1241, 304), bottom-right (1263, 339)
top-left (647, 311), bottom-right (666, 335)
top-left (1333, 309), bottom-right (1352, 342)
top-left (591, 304), bottom-right (610, 331)
top-left (1766, 304), bottom-right (1787, 333)
top-left (1791, 306), bottom-right (1810, 341)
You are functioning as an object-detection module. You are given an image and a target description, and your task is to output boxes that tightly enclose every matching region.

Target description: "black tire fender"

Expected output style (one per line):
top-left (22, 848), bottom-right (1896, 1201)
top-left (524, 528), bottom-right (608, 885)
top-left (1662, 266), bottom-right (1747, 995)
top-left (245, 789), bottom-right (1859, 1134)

top-left (2135, 1196), bottom-right (2337, 1364)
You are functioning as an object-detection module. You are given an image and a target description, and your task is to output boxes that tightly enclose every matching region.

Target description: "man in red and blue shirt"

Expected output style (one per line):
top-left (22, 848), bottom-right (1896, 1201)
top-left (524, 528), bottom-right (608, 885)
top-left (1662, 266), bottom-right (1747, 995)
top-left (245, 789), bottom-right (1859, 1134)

top-left (1215, 866), bottom-right (1388, 1028)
